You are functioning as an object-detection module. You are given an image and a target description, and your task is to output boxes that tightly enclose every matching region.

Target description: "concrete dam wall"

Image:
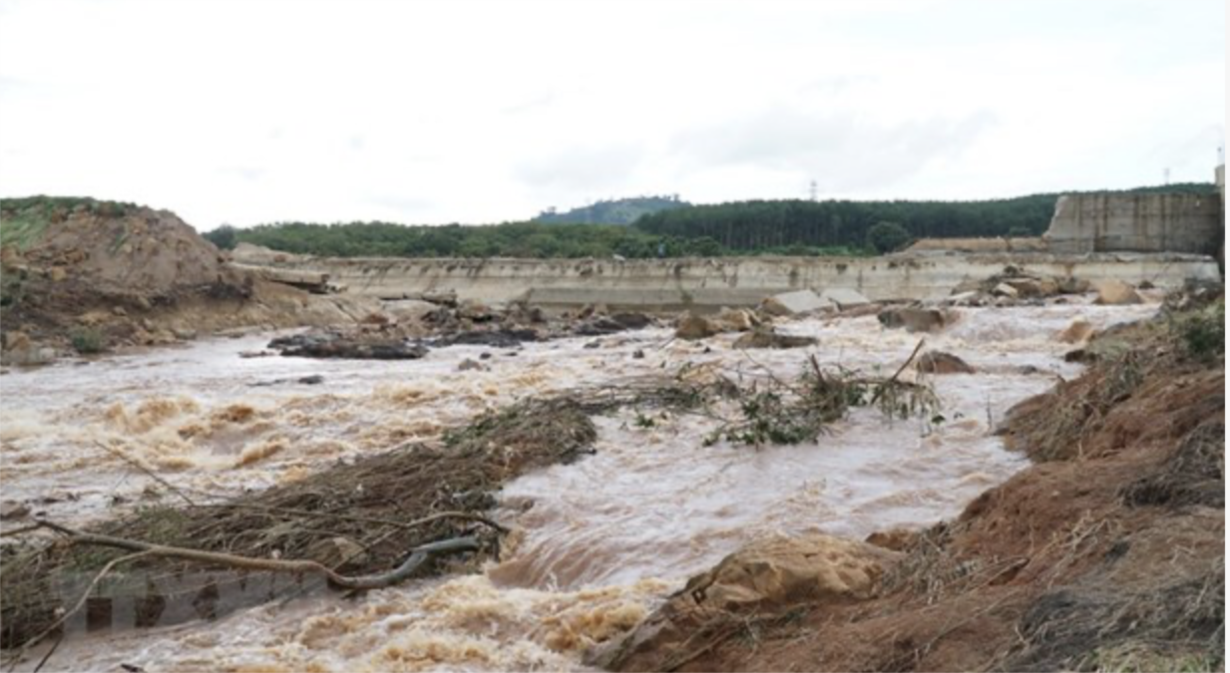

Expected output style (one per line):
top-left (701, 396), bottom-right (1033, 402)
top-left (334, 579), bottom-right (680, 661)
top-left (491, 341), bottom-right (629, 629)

top-left (231, 246), bottom-right (1220, 309)
top-left (1044, 192), bottom-right (1223, 256)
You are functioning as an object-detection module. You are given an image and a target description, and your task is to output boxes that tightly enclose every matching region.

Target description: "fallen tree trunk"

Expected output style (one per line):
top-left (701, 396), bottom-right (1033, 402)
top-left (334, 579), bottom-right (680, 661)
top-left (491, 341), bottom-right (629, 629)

top-left (30, 519), bottom-right (480, 591)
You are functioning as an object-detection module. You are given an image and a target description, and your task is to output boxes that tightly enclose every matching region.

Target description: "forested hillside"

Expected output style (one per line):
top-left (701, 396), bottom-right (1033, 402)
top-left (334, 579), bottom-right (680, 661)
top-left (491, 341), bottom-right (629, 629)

top-left (533, 195), bottom-right (689, 225)
top-left (205, 182), bottom-right (1215, 258)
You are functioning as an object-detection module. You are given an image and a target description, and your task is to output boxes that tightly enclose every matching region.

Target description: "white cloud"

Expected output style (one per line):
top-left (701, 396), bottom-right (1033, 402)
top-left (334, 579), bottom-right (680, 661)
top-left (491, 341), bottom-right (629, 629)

top-left (0, 0), bottom-right (1223, 229)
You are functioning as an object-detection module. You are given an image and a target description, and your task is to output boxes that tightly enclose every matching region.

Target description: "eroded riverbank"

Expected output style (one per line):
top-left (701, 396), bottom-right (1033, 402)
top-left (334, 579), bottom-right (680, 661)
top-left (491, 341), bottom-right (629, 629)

top-left (0, 299), bottom-right (1160, 671)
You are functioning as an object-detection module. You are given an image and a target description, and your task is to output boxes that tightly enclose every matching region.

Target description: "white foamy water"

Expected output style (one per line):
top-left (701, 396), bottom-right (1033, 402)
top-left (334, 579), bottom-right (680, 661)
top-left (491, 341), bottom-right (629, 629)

top-left (0, 300), bottom-right (1157, 671)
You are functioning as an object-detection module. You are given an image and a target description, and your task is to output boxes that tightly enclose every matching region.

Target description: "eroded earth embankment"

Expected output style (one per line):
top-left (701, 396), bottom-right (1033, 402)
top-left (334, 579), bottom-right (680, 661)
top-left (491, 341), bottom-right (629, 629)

top-left (3, 292), bottom-right (1214, 672)
top-left (0, 201), bottom-right (384, 366)
top-left (598, 298), bottom-right (1225, 673)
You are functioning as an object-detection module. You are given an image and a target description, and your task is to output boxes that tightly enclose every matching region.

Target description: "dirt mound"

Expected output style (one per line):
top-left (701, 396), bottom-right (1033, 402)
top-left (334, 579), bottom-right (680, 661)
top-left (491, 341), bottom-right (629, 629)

top-left (3, 198), bottom-right (225, 297)
top-left (0, 198), bottom-right (393, 362)
top-left (590, 535), bottom-right (898, 671)
top-left (602, 306), bottom-right (1225, 672)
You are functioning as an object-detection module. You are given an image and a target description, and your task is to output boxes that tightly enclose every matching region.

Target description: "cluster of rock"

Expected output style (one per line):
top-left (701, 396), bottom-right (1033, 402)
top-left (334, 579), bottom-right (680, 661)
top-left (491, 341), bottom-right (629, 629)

top-left (672, 288), bottom-right (873, 349)
top-left (671, 285), bottom-right (971, 350)
top-left (263, 299), bottom-right (664, 361)
top-left (943, 267), bottom-right (1145, 307)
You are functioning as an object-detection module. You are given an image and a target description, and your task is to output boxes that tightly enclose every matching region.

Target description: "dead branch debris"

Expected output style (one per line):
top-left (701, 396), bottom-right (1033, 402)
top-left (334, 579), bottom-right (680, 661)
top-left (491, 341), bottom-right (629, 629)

top-left (2, 343), bottom-right (942, 654)
top-left (701, 347), bottom-right (940, 447)
top-left (0, 395), bottom-right (597, 650)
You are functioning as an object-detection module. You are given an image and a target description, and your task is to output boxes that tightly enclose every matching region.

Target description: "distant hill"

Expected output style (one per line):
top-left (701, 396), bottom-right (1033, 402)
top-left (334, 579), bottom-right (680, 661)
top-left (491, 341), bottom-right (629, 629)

top-left (534, 195), bottom-right (691, 225)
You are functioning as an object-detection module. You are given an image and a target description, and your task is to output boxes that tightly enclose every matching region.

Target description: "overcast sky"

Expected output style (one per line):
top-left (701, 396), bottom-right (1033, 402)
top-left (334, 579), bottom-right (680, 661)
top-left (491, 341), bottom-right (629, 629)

top-left (0, 0), bottom-right (1224, 230)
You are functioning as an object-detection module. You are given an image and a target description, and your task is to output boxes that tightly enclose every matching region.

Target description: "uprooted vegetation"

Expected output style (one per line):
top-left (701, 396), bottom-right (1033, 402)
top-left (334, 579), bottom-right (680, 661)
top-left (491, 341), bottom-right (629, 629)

top-left (0, 396), bottom-right (597, 653)
top-left (598, 302), bottom-right (1224, 673)
top-left (700, 352), bottom-right (940, 447)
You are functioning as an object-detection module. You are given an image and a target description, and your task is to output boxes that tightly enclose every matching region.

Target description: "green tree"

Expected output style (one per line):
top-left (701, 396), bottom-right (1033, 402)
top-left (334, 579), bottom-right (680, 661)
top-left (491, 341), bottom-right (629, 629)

top-left (203, 224), bottom-right (238, 250)
top-left (865, 221), bottom-right (912, 254)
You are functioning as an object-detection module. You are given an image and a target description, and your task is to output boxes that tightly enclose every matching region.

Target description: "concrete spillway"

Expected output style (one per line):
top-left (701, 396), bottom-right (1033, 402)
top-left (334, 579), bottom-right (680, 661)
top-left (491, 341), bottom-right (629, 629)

top-left (230, 245), bottom-right (1220, 309)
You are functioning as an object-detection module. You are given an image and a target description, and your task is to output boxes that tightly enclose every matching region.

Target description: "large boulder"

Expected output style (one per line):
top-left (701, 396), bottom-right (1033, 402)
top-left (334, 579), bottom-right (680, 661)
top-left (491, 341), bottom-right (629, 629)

top-left (575, 312), bottom-right (655, 336)
top-left (877, 307), bottom-right (953, 333)
top-left (1056, 318), bottom-right (1094, 344)
top-left (916, 351), bottom-right (976, 374)
top-left (5, 345), bottom-right (56, 367)
top-left (1057, 277), bottom-right (1093, 294)
top-left (3, 331), bottom-right (29, 351)
top-left (684, 534), bottom-right (896, 609)
top-left (819, 288), bottom-right (871, 310)
top-left (268, 332), bottom-right (429, 359)
top-left (457, 300), bottom-right (497, 322)
top-left (1094, 280), bottom-right (1143, 306)
top-left (675, 314), bottom-right (719, 340)
top-left (588, 534), bottom-right (899, 670)
top-left (712, 307), bottom-right (758, 332)
top-left (992, 283), bottom-right (1019, 299)
top-left (760, 289), bottom-right (833, 316)
top-left (382, 299), bottom-right (440, 324)
top-left (1003, 277), bottom-right (1059, 298)
top-left (733, 327), bottom-right (817, 349)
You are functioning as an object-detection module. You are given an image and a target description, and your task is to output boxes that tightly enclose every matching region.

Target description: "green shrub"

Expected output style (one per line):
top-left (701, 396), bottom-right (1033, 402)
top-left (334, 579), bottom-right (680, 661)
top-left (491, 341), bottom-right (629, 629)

top-left (69, 327), bottom-right (105, 354)
top-left (1176, 301), bottom-right (1224, 361)
top-left (865, 221), bottom-right (912, 254)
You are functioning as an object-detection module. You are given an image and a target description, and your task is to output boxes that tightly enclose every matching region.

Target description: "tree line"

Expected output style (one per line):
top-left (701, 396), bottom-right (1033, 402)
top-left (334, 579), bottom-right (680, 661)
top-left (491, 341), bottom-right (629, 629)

top-left (204, 182), bottom-right (1215, 258)
top-left (210, 220), bottom-right (865, 259)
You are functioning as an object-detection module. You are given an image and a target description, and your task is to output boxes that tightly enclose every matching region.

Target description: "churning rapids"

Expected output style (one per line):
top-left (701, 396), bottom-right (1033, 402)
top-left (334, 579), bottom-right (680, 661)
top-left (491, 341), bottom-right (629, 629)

top-left (0, 300), bottom-right (1158, 672)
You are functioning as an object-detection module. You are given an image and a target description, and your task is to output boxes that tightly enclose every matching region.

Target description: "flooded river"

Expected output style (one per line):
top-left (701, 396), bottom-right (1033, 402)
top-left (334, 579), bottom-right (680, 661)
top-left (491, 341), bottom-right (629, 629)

top-left (0, 300), bottom-right (1157, 671)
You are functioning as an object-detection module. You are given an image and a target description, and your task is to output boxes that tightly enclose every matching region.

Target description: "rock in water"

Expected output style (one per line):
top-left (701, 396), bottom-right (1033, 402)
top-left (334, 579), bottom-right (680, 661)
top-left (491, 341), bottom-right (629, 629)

top-left (760, 289), bottom-right (833, 315)
top-left (819, 288), bottom-right (870, 309)
top-left (734, 327), bottom-right (818, 349)
top-left (433, 328), bottom-right (540, 348)
top-left (1057, 319), bottom-right (1094, 344)
top-left (712, 307), bottom-right (757, 332)
top-left (877, 307), bottom-right (952, 333)
top-left (587, 534), bottom-right (899, 671)
top-left (993, 283), bottom-right (1019, 299)
top-left (269, 332), bottom-right (428, 360)
top-left (574, 312), bottom-right (653, 336)
top-left (916, 351), bottom-right (976, 374)
top-left (1094, 280), bottom-right (1143, 305)
top-left (675, 314), bottom-right (718, 340)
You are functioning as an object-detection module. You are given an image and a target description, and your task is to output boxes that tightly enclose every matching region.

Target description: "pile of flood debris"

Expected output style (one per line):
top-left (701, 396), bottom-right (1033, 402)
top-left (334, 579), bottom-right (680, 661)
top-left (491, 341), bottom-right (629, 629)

top-left (0, 396), bottom-right (598, 654)
top-left (0, 340), bottom-right (954, 663)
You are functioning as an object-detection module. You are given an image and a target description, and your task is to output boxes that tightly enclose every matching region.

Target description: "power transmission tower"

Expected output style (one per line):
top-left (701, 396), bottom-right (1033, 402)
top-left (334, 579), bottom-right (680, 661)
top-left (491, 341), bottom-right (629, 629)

top-left (809, 179), bottom-right (817, 201)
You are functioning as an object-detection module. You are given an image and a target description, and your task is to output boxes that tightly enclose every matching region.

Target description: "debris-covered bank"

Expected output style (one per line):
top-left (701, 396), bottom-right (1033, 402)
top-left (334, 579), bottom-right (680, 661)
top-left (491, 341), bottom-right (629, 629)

top-left (0, 286), bottom-right (1183, 671)
top-left (597, 296), bottom-right (1224, 673)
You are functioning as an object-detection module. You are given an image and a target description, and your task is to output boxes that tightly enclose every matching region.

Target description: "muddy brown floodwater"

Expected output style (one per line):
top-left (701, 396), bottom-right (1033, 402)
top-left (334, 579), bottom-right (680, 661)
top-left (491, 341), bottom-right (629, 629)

top-left (0, 300), bottom-right (1158, 672)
